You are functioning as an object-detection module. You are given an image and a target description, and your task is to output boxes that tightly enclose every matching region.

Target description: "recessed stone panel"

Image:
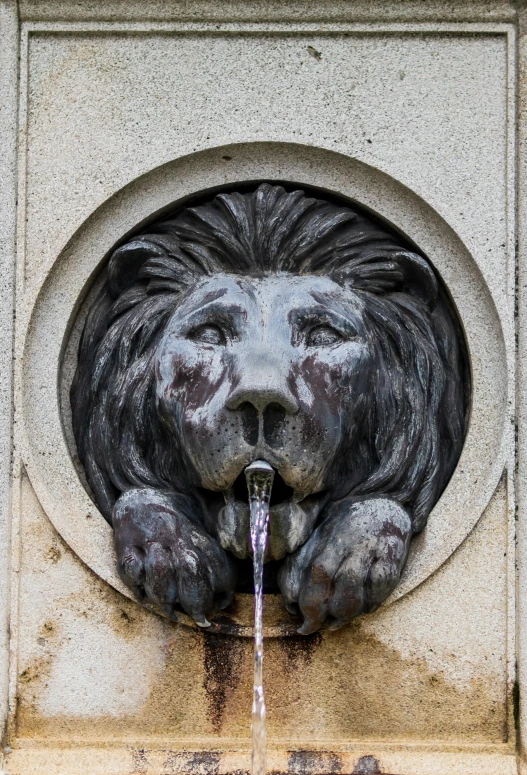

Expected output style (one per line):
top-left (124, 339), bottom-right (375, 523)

top-left (5, 10), bottom-right (518, 775)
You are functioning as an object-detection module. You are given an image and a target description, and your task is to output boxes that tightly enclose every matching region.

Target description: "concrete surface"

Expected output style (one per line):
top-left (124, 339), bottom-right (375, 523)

top-left (0, 1), bottom-right (523, 773)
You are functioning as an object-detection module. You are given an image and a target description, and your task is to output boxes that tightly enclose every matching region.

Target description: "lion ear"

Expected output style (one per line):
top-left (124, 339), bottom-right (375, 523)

top-left (395, 251), bottom-right (438, 309)
top-left (107, 239), bottom-right (166, 298)
top-left (346, 250), bottom-right (438, 310)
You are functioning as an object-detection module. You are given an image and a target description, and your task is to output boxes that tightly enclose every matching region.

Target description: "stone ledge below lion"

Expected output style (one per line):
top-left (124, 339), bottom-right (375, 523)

top-left (2, 744), bottom-right (518, 775)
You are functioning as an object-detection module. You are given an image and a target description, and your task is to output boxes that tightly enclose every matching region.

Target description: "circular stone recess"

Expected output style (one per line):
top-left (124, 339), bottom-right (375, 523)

top-left (22, 142), bottom-right (509, 637)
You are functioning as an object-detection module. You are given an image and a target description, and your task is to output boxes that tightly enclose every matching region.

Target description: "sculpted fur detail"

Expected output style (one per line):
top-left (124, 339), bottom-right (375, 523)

top-left (71, 184), bottom-right (466, 632)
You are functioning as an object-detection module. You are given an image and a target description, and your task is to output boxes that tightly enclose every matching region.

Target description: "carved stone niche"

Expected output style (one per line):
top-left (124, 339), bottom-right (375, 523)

top-left (23, 145), bottom-right (508, 652)
top-left (20, 144), bottom-right (510, 770)
top-left (68, 181), bottom-right (469, 636)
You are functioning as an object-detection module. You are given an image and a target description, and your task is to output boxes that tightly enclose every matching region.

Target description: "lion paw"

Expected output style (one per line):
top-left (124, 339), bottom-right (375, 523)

top-left (277, 498), bottom-right (412, 634)
top-left (112, 488), bottom-right (236, 626)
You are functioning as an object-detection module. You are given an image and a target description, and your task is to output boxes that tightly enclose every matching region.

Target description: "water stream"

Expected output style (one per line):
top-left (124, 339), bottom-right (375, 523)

top-left (244, 460), bottom-right (275, 775)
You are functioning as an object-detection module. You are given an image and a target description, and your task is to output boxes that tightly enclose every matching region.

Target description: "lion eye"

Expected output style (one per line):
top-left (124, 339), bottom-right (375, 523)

top-left (306, 325), bottom-right (342, 347)
top-left (189, 324), bottom-right (225, 346)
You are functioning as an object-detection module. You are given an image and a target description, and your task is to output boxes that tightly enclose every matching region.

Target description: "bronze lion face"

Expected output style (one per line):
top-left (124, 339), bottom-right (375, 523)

top-left (71, 184), bottom-right (467, 632)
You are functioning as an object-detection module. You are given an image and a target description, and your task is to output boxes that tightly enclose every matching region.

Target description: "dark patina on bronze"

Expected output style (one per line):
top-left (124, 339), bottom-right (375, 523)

top-left (71, 184), bottom-right (467, 634)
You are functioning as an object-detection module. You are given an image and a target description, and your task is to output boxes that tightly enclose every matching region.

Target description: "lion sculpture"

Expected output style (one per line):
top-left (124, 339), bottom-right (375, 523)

top-left (71, 183), bottom-right (466, 634)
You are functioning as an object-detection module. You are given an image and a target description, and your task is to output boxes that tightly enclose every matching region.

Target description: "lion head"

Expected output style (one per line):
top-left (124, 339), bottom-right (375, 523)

top-left (71, 183), bottom-right (467, 628)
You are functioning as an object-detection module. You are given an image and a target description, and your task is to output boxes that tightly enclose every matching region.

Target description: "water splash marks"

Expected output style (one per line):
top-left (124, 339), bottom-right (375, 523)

top-left (245, 460), bottom-right (274, 775)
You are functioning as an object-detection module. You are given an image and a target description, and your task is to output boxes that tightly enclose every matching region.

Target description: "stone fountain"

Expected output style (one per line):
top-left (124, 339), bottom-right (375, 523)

top-left (11, 127), bottom-right (512, 775)
top-left (66, 183), bottom-right (467, 773)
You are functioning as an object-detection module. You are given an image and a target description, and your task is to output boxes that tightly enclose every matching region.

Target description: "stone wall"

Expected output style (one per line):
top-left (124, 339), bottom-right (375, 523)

top-left (0, 1), bottom-right (525, 773)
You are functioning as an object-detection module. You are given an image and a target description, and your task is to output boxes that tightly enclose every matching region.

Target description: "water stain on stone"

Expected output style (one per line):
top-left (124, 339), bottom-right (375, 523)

top-left (163, 750), bottom-right (220, 773)
top-left (513, 680), bottom-right (520, 732)
top-left (14, 475), bottom-right (511, 751)
top-left (15, 613), bottom-right (507, 744)
top-left (278, 632), bottom-right (322, 669)
top-left (352, 756), bottom-right (382, 774)
top-left (131, 747), bottom-right (149, 773)
top-left (18, 658), bottom-right (48, 685)
top-left (45, 545), bottom-right (61, 563)
top-left (287, 750), bottom-right (342, 774)
top-left (202, 631), bottom-right (245, 732)
top-left (264, 620), bottom-right (507, 743)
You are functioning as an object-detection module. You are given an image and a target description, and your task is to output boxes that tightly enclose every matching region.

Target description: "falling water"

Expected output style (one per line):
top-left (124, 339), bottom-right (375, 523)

top-left (244, 460), bottom-right (275, 775)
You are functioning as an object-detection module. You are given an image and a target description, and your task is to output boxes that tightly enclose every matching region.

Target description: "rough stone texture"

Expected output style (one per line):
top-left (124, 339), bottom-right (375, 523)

top-left (1, 2), bottom-right (521, 774)
top-left (0, 0), bottom-right (18, 751)
top-left (23, 30), bottom-right (510, 304)
top-left (12, 474), bottom-right (510, 741)
top-left (516, 6), bottom-right (527, 768)
top-left (17, 0), bottom-right (519, 23)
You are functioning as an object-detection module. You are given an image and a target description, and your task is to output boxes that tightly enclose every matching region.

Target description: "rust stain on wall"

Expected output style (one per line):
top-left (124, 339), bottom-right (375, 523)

top-left (202, 631), bottom-right (246, 732)
top-left (14, 476), bottom-right (508, 746)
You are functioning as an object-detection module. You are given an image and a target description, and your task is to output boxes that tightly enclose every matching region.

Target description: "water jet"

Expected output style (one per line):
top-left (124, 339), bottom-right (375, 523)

top-left (245, 460), bottom-right (275, 775)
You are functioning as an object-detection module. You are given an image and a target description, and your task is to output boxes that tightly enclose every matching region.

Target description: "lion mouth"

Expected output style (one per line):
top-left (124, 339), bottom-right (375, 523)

top-left (231, 468), bottom-right (294, 506)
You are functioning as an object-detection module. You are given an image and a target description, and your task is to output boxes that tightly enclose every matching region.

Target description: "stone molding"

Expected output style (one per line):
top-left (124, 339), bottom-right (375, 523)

top-left (18, 0), bottom-right (519, 24)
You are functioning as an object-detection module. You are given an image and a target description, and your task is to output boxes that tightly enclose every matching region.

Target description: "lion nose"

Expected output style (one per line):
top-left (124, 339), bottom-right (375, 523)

top-left (225, 366), bottom-right (299, 416)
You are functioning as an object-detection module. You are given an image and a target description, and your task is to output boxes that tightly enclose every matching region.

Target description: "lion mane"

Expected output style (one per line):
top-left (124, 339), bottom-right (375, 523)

top-left (71, 183), bottom-right (466, 535)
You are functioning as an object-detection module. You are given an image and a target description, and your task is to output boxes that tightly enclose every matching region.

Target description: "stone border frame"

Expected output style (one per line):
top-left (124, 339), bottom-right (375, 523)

top-left (2, 9), bottom-right (518, 774)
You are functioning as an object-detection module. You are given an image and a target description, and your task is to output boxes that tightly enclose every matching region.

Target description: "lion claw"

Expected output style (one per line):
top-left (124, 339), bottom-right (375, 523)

top-left (279, 497), bottom-right (412, 633)
top-left (112, 488), bottom-right (236, 627)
